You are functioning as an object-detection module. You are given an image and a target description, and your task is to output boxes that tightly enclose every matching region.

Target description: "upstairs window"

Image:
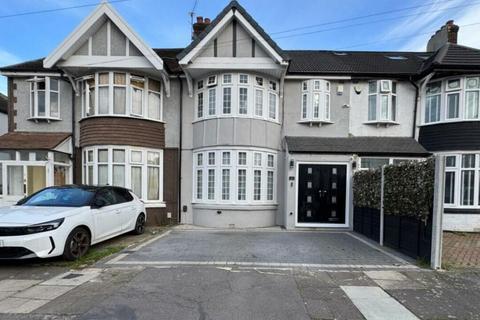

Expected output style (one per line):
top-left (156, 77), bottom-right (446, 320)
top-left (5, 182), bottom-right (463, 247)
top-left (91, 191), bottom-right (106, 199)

top-left (29, 77), bottom-right (60, 120)
top-left (425, 82), bottom-right (441, 123)
top-left (195, 73), bottom-right (278, 122)
top-left (300, 79), bottom-right (330, 122)
top-left (423, 76), bottom-right (480, 124)
top-left (80, 72), bottom-right (162, 121)
top-left (368, 80), bottom-right (397, 122)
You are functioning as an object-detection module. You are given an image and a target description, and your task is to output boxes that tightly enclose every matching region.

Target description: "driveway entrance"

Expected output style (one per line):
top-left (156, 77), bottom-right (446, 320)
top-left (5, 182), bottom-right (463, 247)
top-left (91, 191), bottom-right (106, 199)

top-left (107, 229), bottom-right (415, 269)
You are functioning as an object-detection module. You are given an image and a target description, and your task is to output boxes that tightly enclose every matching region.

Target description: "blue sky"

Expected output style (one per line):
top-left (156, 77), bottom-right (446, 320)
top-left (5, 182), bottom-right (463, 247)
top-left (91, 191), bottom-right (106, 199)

top-left (1, 0), bottom-right (479, 94)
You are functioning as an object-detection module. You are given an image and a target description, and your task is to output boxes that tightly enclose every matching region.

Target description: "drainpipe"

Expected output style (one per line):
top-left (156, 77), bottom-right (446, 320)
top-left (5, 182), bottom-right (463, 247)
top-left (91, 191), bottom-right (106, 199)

top-left (177, 75), bottom-right (183, 223)
top-left (409, 76), bottom-right (419, 139)
top-left (62, 70), bottom-right (78, 185)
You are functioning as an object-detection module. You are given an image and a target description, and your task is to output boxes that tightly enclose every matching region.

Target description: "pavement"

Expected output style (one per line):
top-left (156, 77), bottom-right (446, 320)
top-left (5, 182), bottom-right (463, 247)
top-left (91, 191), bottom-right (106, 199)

top-left (0, 228), bottom-right (479, 320)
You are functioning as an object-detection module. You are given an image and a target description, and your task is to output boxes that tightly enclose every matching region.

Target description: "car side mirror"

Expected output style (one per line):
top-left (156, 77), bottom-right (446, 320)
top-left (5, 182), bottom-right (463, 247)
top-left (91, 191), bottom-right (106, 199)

top-left (91, 198), bottom-right (107, 209)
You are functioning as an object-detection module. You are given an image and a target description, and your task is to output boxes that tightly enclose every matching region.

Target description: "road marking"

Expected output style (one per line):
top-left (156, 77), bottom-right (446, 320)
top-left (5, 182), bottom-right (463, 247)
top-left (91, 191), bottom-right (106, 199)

top-left (346, 232), bottom-right (410, 265)
top-left (341, 286), bottom-right (419, 320)
top-left (107, 260), bottom-right (419, 270)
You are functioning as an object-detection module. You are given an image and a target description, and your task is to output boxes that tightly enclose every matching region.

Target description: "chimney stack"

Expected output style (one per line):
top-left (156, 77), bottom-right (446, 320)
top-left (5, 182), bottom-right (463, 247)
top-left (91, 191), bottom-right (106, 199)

top-left (426, 20), bottom-right (459, 52)
top-left (192, 16), bottom-right (211, 40)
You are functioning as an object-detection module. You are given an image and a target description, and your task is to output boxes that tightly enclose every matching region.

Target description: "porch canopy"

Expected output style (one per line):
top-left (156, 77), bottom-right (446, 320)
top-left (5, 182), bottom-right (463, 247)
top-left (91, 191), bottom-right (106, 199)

top-left (0, 132), bottom-right (71, 152)
top-left (285, 136), bottom-right (430, 156)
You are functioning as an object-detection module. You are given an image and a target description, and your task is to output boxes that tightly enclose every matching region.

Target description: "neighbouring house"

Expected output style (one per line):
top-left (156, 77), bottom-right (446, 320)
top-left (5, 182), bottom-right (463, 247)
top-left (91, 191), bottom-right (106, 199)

top-left (0, 1), bottom-right (478, 231)
top-left (0, 93), bottom-right (7, 135)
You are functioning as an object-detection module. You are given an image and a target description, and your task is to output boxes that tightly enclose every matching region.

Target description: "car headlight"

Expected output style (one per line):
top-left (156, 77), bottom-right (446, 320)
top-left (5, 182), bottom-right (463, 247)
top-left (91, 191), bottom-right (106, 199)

top-left (25, 218), bottom-right (65, 234)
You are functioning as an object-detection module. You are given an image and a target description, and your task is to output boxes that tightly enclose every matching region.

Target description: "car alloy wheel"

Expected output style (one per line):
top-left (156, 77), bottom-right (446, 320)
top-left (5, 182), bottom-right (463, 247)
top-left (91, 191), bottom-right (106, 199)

top-left (134, 214), bottom-right (146, 235)
top-left (66, 228), bottom-right (90, 260)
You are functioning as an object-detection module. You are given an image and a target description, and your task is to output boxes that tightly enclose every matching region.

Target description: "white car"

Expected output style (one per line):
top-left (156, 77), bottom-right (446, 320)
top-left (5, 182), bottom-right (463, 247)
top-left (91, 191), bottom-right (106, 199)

top-left (0, 186), bottom-right (146, 260)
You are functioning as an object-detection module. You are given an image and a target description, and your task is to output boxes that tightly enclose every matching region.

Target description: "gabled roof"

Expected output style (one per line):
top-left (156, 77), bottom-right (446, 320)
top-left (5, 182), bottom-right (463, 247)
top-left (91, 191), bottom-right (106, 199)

top-left (286, 50), bottom-right (432, 76)
top-left (420, 43), bottom-right (480, 75)
top-left (44, 2), bottom-right (164, 70)
top-left (177, 0), bottom-right (287, 63)
top-left (0, 93), bottom-right (7, 114)
top-left (0, 132), bottom-right (71, 150)
top-left (285, 136), bottom-right (430, 156)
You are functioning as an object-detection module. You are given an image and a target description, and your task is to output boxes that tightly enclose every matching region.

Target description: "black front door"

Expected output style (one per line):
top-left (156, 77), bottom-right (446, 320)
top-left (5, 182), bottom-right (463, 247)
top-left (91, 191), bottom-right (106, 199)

top-left (297, 164), bottom-right (347, 224)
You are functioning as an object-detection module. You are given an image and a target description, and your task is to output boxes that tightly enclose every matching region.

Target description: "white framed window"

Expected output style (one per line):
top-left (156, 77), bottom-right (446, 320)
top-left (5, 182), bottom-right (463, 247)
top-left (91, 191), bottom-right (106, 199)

top-left (0, 151), bottom-right (72, 200)
top-left (83, 146), bottom-right (163, 204)
top-left (223, 87), bottom-right (231, 114)
top-left (368, 80), bottom-right (397, 122)
top-left (28, 76), bottom-right (61, 120)
top-left (193, 148), bottom-right (277, 204)
top-left (194, 73), bottom-right (279, 123)
top-left (423, 75), bottom-right (480, 124)
top-left (79, 72), bottom-right (163, 121)
top-left (207, 75), bottom-right (217, 87)
top-left (300, 79), bottom-right (330, 122)
top-left (208, 88), bottom-right (216, 116)
top-left (255, 89), bottom-right (263, 117)
top-left (444, 153), bottom-right (480, 208)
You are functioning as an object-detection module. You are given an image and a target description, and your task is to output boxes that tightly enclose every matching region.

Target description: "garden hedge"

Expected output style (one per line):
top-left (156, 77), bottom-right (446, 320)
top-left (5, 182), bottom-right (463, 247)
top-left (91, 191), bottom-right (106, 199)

top-left (353, 158), bottom-right (435, 221)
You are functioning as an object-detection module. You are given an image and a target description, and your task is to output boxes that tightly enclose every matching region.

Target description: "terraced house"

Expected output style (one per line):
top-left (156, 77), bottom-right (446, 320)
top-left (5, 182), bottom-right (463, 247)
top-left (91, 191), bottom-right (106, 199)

top-left (0, 1), bottom-right (479, 231)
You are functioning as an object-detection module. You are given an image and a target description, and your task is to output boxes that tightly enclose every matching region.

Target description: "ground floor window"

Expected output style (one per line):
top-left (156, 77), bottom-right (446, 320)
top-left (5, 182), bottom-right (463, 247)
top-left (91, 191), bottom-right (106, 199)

top-left (444, 153), bottom-right (480, 208)
top-left (83, 146), bottom-right (163, 204)
top-left (359, 157), bottom-right (420, 170)
top-left (0, 150), bottom-right (72, 201)
top-left (193, 148), bottom-right (276, 204)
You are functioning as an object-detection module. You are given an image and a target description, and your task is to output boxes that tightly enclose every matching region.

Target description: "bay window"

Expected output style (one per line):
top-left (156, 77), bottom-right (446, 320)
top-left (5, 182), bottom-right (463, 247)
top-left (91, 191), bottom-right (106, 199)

top-left (368, 80), bottom-right (397, 122)
top-left (444, 153), bottom-right (480, 208)
top-left (193, 148), bottom-right (277, 204)
top-left (424, 76), bottom-right (480, 124)
top-left (83, 146), bottom-right (163, 205)
top-left (195, 73), bottom-right (279, 122)
top-left (29, 76), bottom-right (60, 119)
top-left (300, 79), bottom-right (330, 122)
top-left (79, 72), bottom-right (162, 121)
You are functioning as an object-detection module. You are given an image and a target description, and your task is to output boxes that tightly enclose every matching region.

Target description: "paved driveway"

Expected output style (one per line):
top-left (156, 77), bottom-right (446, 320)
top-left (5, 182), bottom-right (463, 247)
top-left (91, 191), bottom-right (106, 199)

top-left (107, 229), bottom-right (414, 269)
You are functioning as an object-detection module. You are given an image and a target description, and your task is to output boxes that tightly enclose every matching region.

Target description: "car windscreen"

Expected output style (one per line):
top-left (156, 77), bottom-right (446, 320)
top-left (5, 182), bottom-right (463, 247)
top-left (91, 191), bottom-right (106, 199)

top-left (20, 188), bottom-right (96, 207)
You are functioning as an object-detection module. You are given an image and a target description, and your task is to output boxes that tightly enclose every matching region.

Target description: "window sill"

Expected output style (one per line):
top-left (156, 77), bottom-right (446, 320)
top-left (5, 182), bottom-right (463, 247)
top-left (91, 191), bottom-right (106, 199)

top-left (81, 114), bottom-right (165, 123)
top-left (363, 120), bottom-right (399, 127)
top-left (192, 203), bottom-right (278, 211)
top-left (419, 118), bottom-right (480, 126)
top-left (192, 115), bottom-right (280, 125)
top-left (144, 202), bottom-right (166, 208)
top-left (28, 117), bottom-right (62, 123)
top-left (298, 120), bottom-right (333, 127)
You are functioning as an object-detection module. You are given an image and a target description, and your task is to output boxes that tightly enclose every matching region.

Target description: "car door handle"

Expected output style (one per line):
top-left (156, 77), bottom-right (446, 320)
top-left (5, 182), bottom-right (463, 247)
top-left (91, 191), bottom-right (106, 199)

top-left (115, 210), bottom-right (121, 214)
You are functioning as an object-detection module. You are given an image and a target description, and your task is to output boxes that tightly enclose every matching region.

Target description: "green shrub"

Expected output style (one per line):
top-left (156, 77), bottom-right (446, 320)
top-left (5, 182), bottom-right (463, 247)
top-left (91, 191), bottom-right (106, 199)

top-left (383, 158), bottom-right (435, 221)
top-left (353, 169), bottom-right (381, 210)
top-left (353, 157), bottom-right (435, 221)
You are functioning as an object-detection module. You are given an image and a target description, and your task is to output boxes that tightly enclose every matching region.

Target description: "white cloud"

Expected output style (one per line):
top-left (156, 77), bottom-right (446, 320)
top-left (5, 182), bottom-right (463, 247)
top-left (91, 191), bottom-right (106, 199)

top-left (379, 0), bottom-right (473, 51)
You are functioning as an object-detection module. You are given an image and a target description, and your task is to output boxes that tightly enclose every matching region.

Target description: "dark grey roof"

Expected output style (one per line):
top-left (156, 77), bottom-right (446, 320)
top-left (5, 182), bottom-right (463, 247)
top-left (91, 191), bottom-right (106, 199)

top-left (153, 48), bottom-right (183, 74)
top-left (420, 43), bottom-right (480, 75)
top-left (286, 50), bottom-right (432, 76)
top-left (177, 1), bottom-right (287, 61)
top-left (0, 93), bottom-right (7, 114)
top-left (0, 58), bottom-right (59, 73)
top-left (0, 50), bottom-right (183, 74)
top-left (285, 136), bottom-right (430, 156)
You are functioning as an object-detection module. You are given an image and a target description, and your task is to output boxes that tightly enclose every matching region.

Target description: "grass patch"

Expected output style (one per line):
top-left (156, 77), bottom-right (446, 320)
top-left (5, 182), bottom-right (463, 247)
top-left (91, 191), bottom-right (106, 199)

top-left (416, 257), bottom-right (431, 269)
top-left (44, 245), bottom-right (126, 269)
